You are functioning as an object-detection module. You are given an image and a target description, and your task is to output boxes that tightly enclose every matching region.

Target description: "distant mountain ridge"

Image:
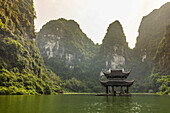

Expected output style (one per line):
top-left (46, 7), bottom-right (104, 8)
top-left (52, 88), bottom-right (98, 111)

top-left (130, 2), bottom-right (170, 92)
top-left (37, 18), bottom-right (131, 92)
top-left (37, 2), bottom-right (170, 93)
top-left (37, 18), bottom-right (96, 77)
top-left (100, 20), bottom-right (130, 70)
top-left (0, 0), bottom-right (169, 94)
top-left (37, 18), bottom-right (98, 92)
top-left (135, 2), bottom-right (170, 58)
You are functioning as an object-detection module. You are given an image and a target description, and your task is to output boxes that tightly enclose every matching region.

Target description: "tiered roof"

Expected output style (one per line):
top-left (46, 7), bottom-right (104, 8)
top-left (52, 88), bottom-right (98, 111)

top-left (100, 69), bottom-right (134, 87)
top-left (103, 70), bottom-right (130, 79)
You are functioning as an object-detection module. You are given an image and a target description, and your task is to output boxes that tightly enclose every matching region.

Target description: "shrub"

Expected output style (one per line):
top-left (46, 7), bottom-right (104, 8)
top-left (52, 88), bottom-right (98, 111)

top-left (0, 87), bottom-right (9, 95)
top-left (148, 89), bottom-right (154, 93)
top-left (44, 85), bottom-right (51, 94)
top-left (35, 83), bottom-right (44, 94)
top-left (0, 19), bottom-right (4, 29)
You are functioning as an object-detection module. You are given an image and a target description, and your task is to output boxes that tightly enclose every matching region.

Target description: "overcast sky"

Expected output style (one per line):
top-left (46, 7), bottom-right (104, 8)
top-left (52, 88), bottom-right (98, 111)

top-left (34, 0), bottom-right (170, 48)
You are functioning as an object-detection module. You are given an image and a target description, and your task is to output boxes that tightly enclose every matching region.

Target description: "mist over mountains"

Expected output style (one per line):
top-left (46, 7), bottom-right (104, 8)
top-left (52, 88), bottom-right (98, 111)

top-left (37, 2), bottom-right (170, 93)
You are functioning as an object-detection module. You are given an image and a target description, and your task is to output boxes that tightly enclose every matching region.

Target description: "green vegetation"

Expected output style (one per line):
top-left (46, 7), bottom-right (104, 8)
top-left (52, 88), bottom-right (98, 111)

top-left (148, 25), bottom-right (170, 95)
top-left (129, 2), bottom-right (170, 93)
top-left (37, 19), bottom-right (130, 93)
top-left (135, 2), bottom-right (170, 58)
top-left (0, 19), bottom-right (4, 29)
top-left (0, 0), bottom-right (36, 38)
top-left (64, 77), bottom-right (87, 92)
top-left (0, 0), bottom-right (64, 95)
top-left (0, 0), bottom-right (170, 94)
top-left (153, 25), bottom-right (170, 75)
top-left (37, 18), bottom-right (102, 93)
top-left (37, 8), bottom-right (170, 93)
top-left (0, 36), bottom-right (64, 95)
top-left (100, 20), bottom-right (131, 67)
top-left (149, 73), bottom-right (170, 95)
top-left (0, 67), bottom-right (62, 95)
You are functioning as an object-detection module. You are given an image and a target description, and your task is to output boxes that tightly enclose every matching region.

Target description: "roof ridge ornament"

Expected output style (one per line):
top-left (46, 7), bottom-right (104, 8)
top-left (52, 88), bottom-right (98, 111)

top-left (99, 69), bottom-right (134, 96)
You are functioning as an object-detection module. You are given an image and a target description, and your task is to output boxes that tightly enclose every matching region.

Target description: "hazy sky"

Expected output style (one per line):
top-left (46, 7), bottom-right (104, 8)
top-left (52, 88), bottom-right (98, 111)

top-left (34, 0), bottom-right (170, 48)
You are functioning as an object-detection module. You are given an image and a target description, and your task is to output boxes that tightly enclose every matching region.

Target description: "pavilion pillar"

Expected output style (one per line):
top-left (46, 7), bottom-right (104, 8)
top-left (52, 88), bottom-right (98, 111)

top-left (127, 86), bottom-right (129, 94)
top-left (106, 86), bottom-right (108, 94)
top-left (120, 86), bottom-right (123, 94)
top-left (112, 86), bottom-right (114, 94)
top-left (112, 86), bottom-right (116, 96)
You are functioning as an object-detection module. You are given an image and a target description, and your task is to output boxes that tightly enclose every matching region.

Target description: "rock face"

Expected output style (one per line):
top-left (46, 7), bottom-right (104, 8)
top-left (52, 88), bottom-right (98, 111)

top-left (148, 25), bottom-right (170, 94)
top-left (0, 0), bottom-right (62, 95)
top-left (129, 2), bottom-right (170, 92)
top-left (37, 18), bottom-right (97, 80)
top-left (135, 2), bottom-right (170, 60)
top-left (153, 25), bottom-right (170, 75)
top-left (37, 19), bottom-right (130, 92)
top-left (100, 21), bottom-right (130, 70)
top-left (37, 2), bottom-right (170, 93)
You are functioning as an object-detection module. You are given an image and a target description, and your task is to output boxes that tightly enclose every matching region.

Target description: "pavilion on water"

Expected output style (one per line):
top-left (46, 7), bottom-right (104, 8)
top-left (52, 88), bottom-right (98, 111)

top-left (99, 69), bottom-right (134, 96)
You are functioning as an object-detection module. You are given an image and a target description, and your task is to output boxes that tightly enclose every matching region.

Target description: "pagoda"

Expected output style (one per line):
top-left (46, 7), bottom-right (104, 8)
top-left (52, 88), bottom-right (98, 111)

top-left (100, 69), bottom-right (134, 96)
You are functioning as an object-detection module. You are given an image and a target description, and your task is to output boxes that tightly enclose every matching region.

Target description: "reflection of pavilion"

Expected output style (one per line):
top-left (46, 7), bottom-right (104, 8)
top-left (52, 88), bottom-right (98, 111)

top-left (99, 69), bottom-right (134, 96)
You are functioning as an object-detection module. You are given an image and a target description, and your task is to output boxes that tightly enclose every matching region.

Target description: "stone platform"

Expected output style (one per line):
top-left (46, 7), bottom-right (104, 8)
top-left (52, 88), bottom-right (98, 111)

top-left (95, 93), bottom-right (132, 96)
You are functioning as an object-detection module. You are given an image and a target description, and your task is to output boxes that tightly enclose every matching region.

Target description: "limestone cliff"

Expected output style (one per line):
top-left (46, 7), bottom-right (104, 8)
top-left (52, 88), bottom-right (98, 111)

top-left (37, 18), bottom-right (97, 80)
top-left (37, 19), bottom-right (130, 92)
top-left (99, 21), bottom-right (130, 71)
top-left (135, 2), bottom-right (170, 61)
top-left (36, 2), bottom-right (170, 93)
top-left (129, 2), bottom-right (170, 92)
top-left (153, 25), bottom-right (170, 75)
top-left (148, 25), bottom-right (170, 94)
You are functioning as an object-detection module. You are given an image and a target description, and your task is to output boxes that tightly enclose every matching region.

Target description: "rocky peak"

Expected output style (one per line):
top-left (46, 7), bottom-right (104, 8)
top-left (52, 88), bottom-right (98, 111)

top-left (135, 2), bottom-right (170, 60)
top-left (100, 21), bottom-right (129, 70)
top-left (37, 18), bottom-right (96, 77)
top-left (102, 20), bottom-right (127, 46)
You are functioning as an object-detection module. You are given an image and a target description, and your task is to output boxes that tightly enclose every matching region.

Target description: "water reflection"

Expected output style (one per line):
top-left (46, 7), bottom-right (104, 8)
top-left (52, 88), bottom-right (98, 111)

top-left (0, 95), bottom-right (170, 113)
top-left (85, 96), bottom-right (144, 113)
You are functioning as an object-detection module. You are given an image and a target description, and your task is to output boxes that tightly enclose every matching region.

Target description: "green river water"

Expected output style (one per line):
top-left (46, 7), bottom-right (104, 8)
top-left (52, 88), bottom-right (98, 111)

top-left (0, 95), bottom-right (170, 113)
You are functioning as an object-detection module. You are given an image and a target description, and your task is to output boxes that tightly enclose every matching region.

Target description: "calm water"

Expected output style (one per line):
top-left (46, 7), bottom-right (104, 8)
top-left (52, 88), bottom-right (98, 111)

top-left (0, 95), bottom-right (170, 113)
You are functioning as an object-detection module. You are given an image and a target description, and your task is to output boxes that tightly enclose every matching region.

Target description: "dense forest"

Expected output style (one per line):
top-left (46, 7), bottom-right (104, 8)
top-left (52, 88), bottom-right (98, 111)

top-left (37, 19), bottom-right (99, 92)
top-left (0, 0), bottom-right (169, 94)
top-left (0, 0), bottom-right (63, 95)
top-left (131, 2), bottom-right (170, 93)
top-left (149, 25), bottom-right (170, 94)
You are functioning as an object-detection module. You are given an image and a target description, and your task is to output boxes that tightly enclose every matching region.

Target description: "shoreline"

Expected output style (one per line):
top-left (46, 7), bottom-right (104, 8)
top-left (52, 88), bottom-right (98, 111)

top-left (0, 93), bottom-right (169, 96)
top-left (63, 92), bottom-right (160, 96)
